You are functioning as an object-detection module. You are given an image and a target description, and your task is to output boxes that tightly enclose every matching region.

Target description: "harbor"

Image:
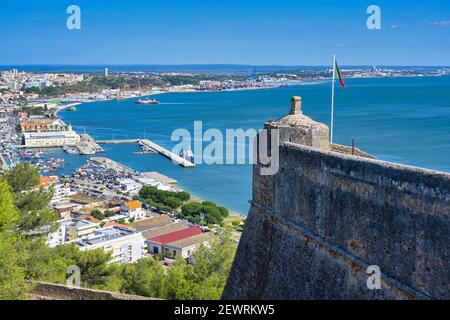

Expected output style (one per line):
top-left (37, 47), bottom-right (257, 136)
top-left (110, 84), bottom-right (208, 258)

top-left (3, 74), bottom-right (450, 215)
top-left (58, 77), bottom-right (450, 215)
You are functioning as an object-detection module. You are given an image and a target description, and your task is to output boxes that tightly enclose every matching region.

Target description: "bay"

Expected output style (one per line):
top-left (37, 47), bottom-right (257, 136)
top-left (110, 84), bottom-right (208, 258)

top-left (49, 76), bottom-right (450, 215)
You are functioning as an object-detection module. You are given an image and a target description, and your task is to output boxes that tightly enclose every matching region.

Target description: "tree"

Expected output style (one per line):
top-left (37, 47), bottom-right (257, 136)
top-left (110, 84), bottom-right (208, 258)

top-left (200, 206), bottom-right (222, 224)
top-left (163, 196), bottom-right (182, 209)
top-left (176, 191), bottom-right (190, 201)
top-left (0, 178), bottom-right (19, 231)
top-left (121, 258), bottom-right (165, 297)
top-left (22, 239), bottom-right (69, 285)
top-left (14, 188), bottom-right (59, 234)
top-left (183, 232), bottom-right (236, 299)
top-left (0, 233), bottom-right (33, 300)
top-left (218, 206), bottom-right (229, 218)
top-left (181, 202), bottom-right (203, 216)
top-left (0, 178), bottom-right (32, 299)
top-left (90, 210), bottom-right (105, 220)
top-left (139, 186), bottom-right (158, 199)
top-left (163, 257), bottom-right (194, 299)
top-left (5, 163), bottom-right (40, 193)
top-left (72, 247), bottom-right (115, 288)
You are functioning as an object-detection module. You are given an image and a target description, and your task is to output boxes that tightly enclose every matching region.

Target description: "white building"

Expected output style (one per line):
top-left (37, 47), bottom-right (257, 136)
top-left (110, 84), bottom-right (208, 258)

top-left (67, 219), bottom-right (100, 240)
top-left (76, 227), bottom-right (145, 263)
top-left (120, 201), bottom-right (146, 221)
top-left (135, 176), bottom-right (176, 192)
top-left (46, 218), bottom-right (72, 248)
top-left (21, 118), bottom-right (81, 148)
top-left (51, 183), bottom-right (76, 204)
top-left (23, 130), bottom-right (80, 147)
top-left (118, 178), bottom-right (142, 194)
top-left (163, 232), bottom-right (213, 259)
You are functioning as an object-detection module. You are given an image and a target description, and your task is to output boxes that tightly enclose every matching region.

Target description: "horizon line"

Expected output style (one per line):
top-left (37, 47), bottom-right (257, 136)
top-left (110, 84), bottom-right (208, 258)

top-left (1, 63), bottom-right (449, 68)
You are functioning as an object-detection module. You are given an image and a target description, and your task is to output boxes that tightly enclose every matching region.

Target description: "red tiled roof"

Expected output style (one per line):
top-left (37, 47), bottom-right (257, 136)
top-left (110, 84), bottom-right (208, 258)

top-left (148, 226), bottom-right (203, 244)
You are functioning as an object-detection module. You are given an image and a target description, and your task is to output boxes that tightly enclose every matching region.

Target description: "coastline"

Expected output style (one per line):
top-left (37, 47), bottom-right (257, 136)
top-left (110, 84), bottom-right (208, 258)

top-left (48, 74), bottom-right (450, 216)
top-left (52, 73), bottom-right (443, 117)
top-left (52, 78), bottom-right (322, 117)
top-left (53, 92), bottom-right (250, 217)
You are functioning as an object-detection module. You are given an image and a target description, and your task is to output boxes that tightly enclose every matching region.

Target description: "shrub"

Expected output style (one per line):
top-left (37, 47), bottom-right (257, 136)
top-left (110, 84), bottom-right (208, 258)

top-left (104, 211), bottom-right (115, 218)
top-left (91, 210), bottom-right (105, 220)
top-left (231, 219), bottom-right (240, 226)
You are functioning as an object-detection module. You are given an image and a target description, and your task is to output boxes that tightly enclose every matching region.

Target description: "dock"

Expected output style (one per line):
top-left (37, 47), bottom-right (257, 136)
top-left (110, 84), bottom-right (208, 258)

top-left (96, 139), bottom-right (139, 144)
top-left (139, 139), bottom-right (195, 168)
top-left (96, 138), bottom-right (195, 168)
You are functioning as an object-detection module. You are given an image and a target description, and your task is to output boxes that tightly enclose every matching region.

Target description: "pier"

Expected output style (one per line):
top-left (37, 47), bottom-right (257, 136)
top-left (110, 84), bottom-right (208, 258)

top-left (96, 139), bottom-right (139, 144)
top-left (96, 139), bottom-right (195, 168)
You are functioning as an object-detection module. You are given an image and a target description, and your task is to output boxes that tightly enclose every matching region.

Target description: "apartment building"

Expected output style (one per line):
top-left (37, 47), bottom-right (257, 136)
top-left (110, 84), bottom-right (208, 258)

top-left (76, 227), bottom-right (145, 263)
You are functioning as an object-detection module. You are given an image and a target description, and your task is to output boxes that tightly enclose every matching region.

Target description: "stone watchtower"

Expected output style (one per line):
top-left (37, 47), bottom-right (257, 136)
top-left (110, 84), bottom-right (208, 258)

top-left (265, 96), bottom-right (330, 150)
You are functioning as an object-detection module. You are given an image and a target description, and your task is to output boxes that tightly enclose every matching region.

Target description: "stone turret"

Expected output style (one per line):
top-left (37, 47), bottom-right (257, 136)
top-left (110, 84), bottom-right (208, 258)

top-left (266, 96), bottom-right (330, 150)
top-left (289, 96), bottom-right (302, 115)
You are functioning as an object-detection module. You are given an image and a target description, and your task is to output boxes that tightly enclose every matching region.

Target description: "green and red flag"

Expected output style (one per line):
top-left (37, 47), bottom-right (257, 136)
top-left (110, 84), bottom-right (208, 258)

top-left (335, 59), bottom-right (345, 89)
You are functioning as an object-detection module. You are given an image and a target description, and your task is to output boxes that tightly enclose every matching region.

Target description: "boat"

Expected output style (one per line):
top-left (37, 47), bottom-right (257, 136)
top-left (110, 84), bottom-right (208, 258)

top-left (135, 98), bottom-right (160, 105)
top-left (179, 149), bottom-right (194, 162)
top-left (67, 106), bottom-right (77, 112)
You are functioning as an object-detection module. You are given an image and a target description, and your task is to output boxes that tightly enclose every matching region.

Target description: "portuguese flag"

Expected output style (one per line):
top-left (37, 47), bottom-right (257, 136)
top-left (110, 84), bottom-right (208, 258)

top-left (335, 59), bottom-right (345, 89)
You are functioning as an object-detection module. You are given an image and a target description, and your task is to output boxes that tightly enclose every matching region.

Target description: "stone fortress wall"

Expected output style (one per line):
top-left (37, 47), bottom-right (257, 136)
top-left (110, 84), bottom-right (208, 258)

top-left (223, 97), bottom-right (450, 300)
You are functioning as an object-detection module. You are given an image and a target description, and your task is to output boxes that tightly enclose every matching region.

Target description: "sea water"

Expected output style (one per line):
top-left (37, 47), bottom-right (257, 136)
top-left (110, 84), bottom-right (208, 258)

top-left (50, 76), bottom-right (450, 214)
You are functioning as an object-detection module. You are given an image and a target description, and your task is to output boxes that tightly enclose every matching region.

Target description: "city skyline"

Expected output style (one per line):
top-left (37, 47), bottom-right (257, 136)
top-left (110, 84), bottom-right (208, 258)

top-left (1, 0), bottom-right (450, 66)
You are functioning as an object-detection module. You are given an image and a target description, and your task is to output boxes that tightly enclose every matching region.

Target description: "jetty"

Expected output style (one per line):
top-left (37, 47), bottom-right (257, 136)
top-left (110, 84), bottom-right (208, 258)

top-left (96, 139), bottom-right (139, 144)
top-left (96, 138), bottom-right (195, 168)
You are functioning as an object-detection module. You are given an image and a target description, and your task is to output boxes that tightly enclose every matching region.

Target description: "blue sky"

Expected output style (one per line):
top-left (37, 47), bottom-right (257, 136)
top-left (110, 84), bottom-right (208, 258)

top-left (1, 0), bottom-right (449, 66)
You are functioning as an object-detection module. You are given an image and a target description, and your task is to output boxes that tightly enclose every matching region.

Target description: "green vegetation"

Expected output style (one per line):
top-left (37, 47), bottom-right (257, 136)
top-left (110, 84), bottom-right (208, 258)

top-left (0, 164), bottom-right (237, 300)
top-left (90, 210), bottom-right (116, 221)
top-left (138, 185), bottom-right (229, 225)
top-left (222, 214), bottom-right (245, 232)
top-left (24, 74), bottom-right (247, 98)
top-left (90, 210), bottom-right (105, 220)
top-left (104, 211), bottom-right (115, 218)
top-left (180, 201), bottom-right (229, 225)
top-left (5, 163), bottom-right (59, 234)
top-left (137, 185), bottom-right (191, 213)
top-left (5, 162), bottom-right (40, 193)
top-left (117, 232), bottom-right (235, 299)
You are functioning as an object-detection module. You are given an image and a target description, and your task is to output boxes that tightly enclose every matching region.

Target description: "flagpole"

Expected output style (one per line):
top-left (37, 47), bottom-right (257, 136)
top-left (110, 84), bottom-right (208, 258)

top-left (330, 54), bottom-right (336, 144)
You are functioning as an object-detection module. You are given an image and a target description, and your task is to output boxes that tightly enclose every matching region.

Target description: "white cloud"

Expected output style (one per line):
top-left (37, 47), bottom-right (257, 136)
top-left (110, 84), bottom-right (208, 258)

top-left (432, 20), bottom-right (450, 27)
